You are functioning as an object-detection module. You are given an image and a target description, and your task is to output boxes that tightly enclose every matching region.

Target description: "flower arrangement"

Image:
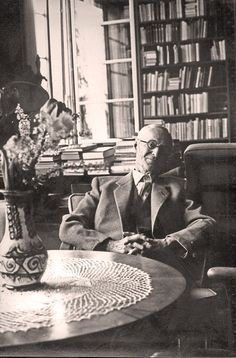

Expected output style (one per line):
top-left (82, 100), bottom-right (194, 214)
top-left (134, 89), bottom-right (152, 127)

top-left (0, 98), bottom-right (74, 191)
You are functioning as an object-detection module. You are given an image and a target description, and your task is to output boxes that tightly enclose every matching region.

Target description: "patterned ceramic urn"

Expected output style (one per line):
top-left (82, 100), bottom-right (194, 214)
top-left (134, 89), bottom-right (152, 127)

top-left (0, 190), bottom-right (48, 289)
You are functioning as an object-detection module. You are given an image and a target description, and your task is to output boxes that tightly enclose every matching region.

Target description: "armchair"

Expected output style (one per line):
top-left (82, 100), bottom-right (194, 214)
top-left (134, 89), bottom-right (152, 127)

top-left (184, 143), bottom-right (236, 351)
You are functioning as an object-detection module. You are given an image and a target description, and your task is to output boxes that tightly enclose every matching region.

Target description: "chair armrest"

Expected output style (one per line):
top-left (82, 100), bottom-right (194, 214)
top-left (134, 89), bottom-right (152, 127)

top-left (207, 267), bottom-right (236, 280)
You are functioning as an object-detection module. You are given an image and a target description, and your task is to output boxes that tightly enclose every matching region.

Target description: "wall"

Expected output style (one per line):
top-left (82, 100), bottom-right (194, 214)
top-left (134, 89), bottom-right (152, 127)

top-left (0, 0), bottom-right (24, 87)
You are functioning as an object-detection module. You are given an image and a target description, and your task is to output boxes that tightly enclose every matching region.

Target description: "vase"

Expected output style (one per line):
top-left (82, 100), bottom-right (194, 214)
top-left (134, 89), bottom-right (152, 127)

top-left (0, 190), bottom-right (48, 290)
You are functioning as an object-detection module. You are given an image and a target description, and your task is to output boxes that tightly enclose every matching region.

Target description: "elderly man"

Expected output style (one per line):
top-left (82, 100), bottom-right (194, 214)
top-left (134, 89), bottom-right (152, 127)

top-left (59, 124), bottom-right (215, 282)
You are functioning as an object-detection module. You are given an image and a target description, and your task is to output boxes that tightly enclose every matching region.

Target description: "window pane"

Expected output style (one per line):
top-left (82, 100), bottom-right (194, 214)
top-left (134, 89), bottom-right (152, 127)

top-left (74, 0), bottom-right (108, 138)
top-left (103, 1), bottom-right (129, 21)
top-left (105, 23), bottom-right (131, 60)
top-left (107, 62), bottom-right (133, 98)
top-left (110, 101), bottom-right (135, 137)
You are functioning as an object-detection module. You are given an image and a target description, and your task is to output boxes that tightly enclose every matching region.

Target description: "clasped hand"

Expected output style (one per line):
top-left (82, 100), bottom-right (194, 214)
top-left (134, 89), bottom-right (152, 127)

top-left (108, 232), bottom-right (167, 255)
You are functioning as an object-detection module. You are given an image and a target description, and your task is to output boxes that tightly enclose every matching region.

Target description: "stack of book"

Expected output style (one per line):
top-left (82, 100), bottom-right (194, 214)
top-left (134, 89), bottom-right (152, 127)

top-left (83, 146), bottom-right (116, 175)
top-left (61, 143), bottom-right (97, 176)
top-left (35, 150), bottom-right (61, 176)
top-left (143, 51), bottom-right (157, 67)
top-left (110, 138), bottom-right (136, 174)
top-left (168, 76), bottom-right (180, 90)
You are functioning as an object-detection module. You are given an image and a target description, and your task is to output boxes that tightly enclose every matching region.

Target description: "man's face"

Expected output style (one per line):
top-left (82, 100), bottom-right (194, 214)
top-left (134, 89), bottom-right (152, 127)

top-left (135, 126), bottom-right (172, 177)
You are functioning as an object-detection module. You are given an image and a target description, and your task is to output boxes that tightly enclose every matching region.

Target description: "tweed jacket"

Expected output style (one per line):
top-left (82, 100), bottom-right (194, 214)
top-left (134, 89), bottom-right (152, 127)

top-left (59, 172), bottom-right (215, 255)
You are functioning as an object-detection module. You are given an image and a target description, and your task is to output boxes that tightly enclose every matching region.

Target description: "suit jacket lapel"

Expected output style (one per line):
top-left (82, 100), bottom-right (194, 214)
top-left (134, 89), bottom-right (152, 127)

top-left (151, 182), bottom-right (169, 234)
top-left (114, 172), bottom-right (134, 232)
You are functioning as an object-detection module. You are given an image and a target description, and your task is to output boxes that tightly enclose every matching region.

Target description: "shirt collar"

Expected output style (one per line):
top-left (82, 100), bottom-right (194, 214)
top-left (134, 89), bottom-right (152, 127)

top-left (132, 169), bottom-right (147, 186)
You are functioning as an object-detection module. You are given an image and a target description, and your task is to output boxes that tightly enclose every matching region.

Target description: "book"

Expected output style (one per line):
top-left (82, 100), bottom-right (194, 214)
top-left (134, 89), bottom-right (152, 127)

top-left (61, 153), bottom-right (82, 161)
top-left (35, 162), bottom-right (61, 175)
top-left (83, 157), bottom-right (114, 164)
top-left (63, 169), bottom-right (85, 176)
top-left (61, 144), bottom-right (98, 161)
top-left (82, 147), bottom-right (115, 160)
top-left (207, 65), bottom-right (213, 87)
top-left (86, 169), bottom-right (110, 175)
top-left (38, 150), bottom-right (61, 162)
top-left (38, 155), bottom-right (60, 163)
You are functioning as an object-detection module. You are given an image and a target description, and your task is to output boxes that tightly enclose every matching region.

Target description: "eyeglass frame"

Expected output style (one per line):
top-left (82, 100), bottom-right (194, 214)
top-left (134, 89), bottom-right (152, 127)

top-left (138, 139), bottom-right (171, 153)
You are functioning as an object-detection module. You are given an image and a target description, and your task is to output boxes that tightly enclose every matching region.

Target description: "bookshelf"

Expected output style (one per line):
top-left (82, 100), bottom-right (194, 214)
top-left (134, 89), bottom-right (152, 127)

top-left (135, 0), bottom-right (236, 145)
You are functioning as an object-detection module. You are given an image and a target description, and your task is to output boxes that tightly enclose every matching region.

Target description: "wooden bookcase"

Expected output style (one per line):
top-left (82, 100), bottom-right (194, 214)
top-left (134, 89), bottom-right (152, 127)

top-left (135, 0), bottom-right (236, 147)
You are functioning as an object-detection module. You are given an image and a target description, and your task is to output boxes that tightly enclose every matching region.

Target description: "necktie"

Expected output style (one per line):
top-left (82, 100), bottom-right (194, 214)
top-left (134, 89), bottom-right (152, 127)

top-left (138, 173), bottom-right (152, 201)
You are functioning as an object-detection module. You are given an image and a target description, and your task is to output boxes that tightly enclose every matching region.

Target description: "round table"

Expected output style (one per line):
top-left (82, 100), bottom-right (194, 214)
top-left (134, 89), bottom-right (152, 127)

top-left (0, 250), bottom-right (186, 349)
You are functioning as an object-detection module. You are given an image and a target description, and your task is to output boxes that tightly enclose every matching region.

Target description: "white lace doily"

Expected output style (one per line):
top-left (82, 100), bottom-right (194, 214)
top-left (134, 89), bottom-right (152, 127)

top-left (0, 257), bottom-right (152, 333)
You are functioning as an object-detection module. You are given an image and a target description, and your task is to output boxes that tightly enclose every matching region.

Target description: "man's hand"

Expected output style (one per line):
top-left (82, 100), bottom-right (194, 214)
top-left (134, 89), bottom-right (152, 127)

top-left (106, 236), bottom-right (131, 253)
top-left (123, 234), bottom-right (168, 255)
top-left (105, 234), bottom-right (169, 255)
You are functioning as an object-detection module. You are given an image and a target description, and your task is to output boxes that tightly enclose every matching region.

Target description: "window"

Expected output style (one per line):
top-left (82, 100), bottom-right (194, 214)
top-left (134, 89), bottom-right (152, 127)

top-left (23, 0), bottom-right (140, 140)
top-left (73, 0), bottom-right (139, 138)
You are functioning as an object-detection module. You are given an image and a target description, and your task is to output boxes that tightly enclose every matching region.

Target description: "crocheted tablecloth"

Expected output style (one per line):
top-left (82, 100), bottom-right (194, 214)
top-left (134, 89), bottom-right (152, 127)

top-left (0, 257), bottom-right (152, 333)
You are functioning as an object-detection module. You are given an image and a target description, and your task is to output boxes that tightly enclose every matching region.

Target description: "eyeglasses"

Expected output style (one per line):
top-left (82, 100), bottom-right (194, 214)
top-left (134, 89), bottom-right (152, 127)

top-left (138, 139), bottom-right (168, 151)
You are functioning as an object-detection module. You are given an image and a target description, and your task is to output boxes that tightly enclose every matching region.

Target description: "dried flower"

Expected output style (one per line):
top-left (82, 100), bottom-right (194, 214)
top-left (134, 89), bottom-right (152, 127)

top-left (0, 99), bottom-right (74, 190)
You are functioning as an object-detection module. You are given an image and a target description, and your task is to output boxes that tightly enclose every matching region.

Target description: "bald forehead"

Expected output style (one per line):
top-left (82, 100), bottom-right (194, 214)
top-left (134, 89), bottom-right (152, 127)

top-left (137, 125), bottom-right (171, 146)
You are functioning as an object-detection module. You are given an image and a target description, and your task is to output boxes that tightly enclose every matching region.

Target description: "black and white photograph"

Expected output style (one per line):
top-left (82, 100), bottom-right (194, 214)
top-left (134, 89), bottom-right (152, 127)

top-left (0, 0), bottom-right (236, 357)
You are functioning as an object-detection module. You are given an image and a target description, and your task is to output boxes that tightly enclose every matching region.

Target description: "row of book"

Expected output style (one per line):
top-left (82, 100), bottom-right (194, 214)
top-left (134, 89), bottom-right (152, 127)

top-left (181, 40), bottom-right (226, 62)
top-left (181, 18), bottom-right (207, 40)
top-left (141, 24), bottom-right (179, 45)
top-left (138, 0), bottom-right (205, 22)
top-left (142, 64), bottom-right (224, 92)
top-left (144, 117), bottom-right (228, 140)
top-left (142, 40), bottom-right (226, 67)
top-left (140, 19), bottom-right (207, 45)
top-left (211, 40), bottom-right (226, 61)
top-left (139, 1), bottom-right (183, 22)
top-left (185, 0), bottom-right (205, 18)
top-left (143, 92), bottom-right (209, 117)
